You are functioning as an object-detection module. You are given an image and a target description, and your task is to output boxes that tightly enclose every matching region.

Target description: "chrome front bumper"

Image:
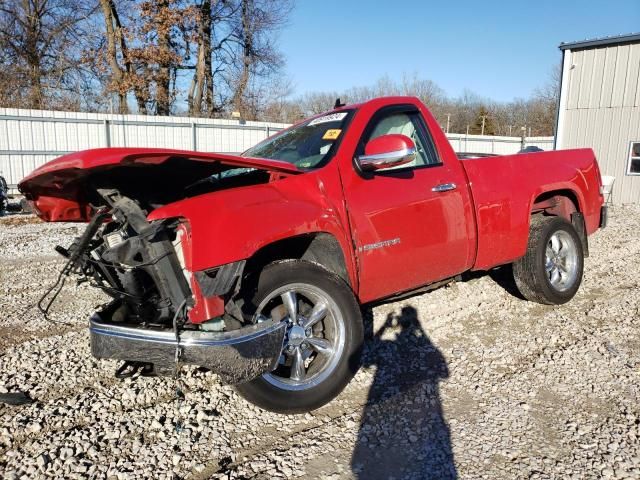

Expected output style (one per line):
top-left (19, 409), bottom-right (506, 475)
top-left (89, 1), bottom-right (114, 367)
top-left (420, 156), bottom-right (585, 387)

top-left (89, 310), bottom-right (286, 384)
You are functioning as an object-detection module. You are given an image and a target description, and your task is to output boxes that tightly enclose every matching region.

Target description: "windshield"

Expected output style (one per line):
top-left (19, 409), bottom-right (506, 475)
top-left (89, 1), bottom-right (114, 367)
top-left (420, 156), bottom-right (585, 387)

top-left (243, 110), bottom-right (354, 169)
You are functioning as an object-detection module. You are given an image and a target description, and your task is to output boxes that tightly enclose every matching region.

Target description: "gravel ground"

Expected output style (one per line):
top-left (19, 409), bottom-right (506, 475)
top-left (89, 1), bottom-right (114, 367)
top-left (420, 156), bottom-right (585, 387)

top-left (0, 207), bottom-right (639, 479)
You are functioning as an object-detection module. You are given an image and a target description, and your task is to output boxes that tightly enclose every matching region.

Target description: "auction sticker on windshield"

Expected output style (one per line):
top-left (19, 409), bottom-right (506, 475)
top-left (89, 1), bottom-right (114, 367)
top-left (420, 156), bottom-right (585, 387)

top-left (308, 112), bottom-right (348, 126)
top-left (322, 129), bottom-right (342, 140)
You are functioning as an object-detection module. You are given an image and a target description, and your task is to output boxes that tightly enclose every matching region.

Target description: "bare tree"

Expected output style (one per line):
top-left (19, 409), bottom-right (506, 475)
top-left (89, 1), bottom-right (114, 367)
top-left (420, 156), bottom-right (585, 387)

top-left (1, 0), bottom-right (558, 134)
top-left (134, 0), bottom-right (196, 115)
top-left (188, 0), bottom-right (214, 115)
top-left (229, 0), bottom-right (292, 119)
top-left (261, 76), bottom-right (302, 122)
top-left (94, 0), bottom-right (198, 115)
top-left (187, 0), bottom-right (237, 116)
top-left (0, 0), bottom-right (294, 115)
top-left (0, 0), bottom-right (97, 110)
top-left (91, 0), bottom-right (293, 117)
top-left (298, 91), bottom-right (341, 116)
top-left (529, 65), bottom-right (561, 136)
top-left (98, 0), bottom-right (140, 113)
top-left (292, 73), bottom-right (559, 137)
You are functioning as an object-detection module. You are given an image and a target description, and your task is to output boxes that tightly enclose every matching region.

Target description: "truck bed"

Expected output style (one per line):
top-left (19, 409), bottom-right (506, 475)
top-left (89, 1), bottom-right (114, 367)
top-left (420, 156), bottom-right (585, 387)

top-left (460, 149), bottom-right (603, 270)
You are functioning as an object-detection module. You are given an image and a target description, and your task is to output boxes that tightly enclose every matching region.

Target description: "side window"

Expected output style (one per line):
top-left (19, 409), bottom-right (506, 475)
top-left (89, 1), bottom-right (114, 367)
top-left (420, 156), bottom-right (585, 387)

top-left (364, 110), bottom-right (440, 169)
top-left (628, 141), bottom-right (640, 175)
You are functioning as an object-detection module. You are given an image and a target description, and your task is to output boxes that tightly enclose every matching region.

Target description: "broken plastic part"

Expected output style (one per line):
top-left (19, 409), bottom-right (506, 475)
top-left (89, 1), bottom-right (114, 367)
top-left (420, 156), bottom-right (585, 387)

top-left (201, 318), bottom-right (226, 332)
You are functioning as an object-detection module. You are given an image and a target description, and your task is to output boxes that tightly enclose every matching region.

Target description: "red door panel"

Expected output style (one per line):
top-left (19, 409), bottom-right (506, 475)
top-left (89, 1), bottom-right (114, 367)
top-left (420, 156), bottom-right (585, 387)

top-left (344, 163), bottom-right (471, 302)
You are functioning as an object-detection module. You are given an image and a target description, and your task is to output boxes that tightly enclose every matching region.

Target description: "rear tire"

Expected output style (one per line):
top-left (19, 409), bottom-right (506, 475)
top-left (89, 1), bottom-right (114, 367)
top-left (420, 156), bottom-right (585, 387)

top-left (513, 215), bottom-right (584, 305)
top-left (235, 260), bottom-right (363, 413)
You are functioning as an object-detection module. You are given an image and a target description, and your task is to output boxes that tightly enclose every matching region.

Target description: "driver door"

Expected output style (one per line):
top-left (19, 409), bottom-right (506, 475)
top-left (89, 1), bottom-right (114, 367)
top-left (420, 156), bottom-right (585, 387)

top-left (342, 105), bottom-right (471, 302)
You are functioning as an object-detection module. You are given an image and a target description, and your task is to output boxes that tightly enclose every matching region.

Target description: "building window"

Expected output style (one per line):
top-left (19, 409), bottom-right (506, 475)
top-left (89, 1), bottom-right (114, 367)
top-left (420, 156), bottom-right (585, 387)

top-left (628, 142), bottom-right (640, 175)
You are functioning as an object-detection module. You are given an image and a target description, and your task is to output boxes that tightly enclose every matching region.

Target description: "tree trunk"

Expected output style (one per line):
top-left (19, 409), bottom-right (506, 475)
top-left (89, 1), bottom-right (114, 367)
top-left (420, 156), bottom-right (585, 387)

top-left (27, 60), bottom-right (43, 109)
top-left (135, 89), bottom-right (148, 115)
top-left (155, 0), bottom-right (172, 116)
top-left (203, 0), bottom-right (214, 116)
top-left (99, 0), bottom-right (128, 114)
top-left (232, 0), bottom-right (252, 118)
top-left (191, 45), bottom-right (205, 115)
top-left (187, 73), bottom-right (198, 115)
top-left (24, 0), bottom-right (44, 109)
top-left (189, 0), bottom-right (213, 116)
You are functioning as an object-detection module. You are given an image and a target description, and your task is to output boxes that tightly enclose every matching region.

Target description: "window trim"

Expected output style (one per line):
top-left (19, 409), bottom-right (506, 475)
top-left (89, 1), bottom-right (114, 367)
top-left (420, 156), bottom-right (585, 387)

top-left (355, 104), bottom-right (443, 175)
top-left (627, 141), bottom-right (640, 176)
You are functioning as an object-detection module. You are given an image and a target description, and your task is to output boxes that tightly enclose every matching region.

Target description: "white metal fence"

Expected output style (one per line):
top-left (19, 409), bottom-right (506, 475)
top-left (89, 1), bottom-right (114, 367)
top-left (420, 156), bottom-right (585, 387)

top-left (0, 108), bottom-right (554, 190)
top-left (446, 133), bottom-right (554, 155)
top-left (0, 108), bottom-right (288, 189)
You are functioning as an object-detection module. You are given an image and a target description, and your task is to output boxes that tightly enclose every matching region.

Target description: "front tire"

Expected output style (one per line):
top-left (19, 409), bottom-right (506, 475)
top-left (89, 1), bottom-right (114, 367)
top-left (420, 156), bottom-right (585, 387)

top-left (236, 260), bottom-right (363, 413)
top-left (513, 215), bottom-right (584, 305)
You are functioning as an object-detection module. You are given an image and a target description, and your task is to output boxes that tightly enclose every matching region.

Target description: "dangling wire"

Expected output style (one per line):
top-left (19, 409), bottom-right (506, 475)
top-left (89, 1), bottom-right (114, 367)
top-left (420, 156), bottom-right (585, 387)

top-left (171, 298), bottom-right (189, 434)
top-left (35, 207), bottom-right (110, 325)
top-left (36, 258), bottom-right (75, 326)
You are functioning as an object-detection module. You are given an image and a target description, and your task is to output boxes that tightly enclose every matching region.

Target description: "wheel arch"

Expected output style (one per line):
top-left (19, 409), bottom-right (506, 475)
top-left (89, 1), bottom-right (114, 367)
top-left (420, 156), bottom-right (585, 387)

top-left (531, 188), bottom-right (582, 220)
top-left (244, 232), bottom-right (353, 287)
top-left (530, 188), bottom-right (589, 256)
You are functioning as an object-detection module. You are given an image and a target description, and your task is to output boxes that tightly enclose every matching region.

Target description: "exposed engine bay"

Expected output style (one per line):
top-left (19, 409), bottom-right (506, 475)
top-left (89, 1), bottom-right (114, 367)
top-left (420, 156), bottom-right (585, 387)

top-left (46, 188), bottom-right (192, 327)
top-left (37, 156), bottom-right (277, 326)
top-left (39, 182), bottom-right (286, 383)
top-left (17, 150), bottom-right (304, 384)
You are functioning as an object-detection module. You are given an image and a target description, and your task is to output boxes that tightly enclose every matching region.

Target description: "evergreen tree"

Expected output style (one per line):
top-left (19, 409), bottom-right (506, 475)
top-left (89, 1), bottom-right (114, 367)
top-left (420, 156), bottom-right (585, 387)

top-left (470, 107), bottom-right (496, 135)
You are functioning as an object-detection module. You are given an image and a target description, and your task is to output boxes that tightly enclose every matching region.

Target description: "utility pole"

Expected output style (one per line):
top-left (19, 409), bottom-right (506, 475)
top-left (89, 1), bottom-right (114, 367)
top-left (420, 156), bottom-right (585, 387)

top-left (446, 114), bottom-right (451, 134)
top-left (508, 125), bottom-right (513, 136)
top-left (520, 126), bottom-right (527, 151)
top-left (481, 115), bottom-right (487, 136)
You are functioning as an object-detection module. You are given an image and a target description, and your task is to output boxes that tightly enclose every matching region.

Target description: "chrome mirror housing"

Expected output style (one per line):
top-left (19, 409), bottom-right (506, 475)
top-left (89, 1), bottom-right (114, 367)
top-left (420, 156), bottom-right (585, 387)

top-left (356, 134), bottom-right (416, 172)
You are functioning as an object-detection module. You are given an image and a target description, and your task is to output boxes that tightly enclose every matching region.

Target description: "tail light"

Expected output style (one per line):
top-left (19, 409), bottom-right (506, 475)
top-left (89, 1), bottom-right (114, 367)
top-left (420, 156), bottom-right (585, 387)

top-left (594, 158), bottom-right (603, 184)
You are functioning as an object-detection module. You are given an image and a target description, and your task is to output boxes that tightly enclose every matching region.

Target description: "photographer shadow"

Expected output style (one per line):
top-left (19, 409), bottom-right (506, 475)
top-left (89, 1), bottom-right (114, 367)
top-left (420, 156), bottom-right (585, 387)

top-left (351, 306), bottom-right (456, 479)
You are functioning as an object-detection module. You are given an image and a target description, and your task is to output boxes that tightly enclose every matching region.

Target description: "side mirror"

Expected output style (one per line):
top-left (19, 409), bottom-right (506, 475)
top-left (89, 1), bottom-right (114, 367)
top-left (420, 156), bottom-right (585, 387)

top-left (356, 134), bottom-right (416, 172)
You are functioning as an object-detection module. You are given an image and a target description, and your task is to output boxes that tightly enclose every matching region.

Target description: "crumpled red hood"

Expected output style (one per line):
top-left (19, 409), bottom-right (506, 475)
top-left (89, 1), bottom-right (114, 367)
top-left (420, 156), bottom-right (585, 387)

top-left (18, 147), bottom-right (299, 222)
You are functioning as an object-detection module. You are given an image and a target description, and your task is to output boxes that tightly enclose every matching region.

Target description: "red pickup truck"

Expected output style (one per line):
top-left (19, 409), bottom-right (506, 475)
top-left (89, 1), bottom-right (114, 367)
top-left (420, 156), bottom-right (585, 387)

top-left (19, 97), bottom-right (606, 413)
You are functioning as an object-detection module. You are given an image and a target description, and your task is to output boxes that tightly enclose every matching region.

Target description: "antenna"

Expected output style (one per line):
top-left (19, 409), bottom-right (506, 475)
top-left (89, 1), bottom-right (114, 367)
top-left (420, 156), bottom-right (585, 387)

top-left (334, 98), bottom-right (345, 109)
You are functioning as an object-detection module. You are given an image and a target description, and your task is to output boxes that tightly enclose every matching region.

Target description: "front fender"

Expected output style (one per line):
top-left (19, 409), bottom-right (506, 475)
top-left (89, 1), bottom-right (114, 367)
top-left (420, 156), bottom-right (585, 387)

top-left (147, 174), bottom-right (355, 281)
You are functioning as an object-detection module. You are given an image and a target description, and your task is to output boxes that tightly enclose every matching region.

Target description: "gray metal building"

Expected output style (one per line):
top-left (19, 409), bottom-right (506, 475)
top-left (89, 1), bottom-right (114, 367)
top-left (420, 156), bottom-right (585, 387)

top-left (555, 33), bottom-right (640, 204)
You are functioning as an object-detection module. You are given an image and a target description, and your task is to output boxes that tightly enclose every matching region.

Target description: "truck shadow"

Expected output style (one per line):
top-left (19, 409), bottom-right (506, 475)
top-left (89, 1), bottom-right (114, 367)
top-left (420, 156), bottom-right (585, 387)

top-left (351, 306), bottom-right (457, 479)
top-left (462, 264), bottom-right (526, 300)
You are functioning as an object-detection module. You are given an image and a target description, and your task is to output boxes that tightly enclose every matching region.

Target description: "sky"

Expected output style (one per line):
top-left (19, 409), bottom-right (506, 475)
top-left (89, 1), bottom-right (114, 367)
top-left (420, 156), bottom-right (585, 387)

top-left (279, 0), bottom-right (640, 102)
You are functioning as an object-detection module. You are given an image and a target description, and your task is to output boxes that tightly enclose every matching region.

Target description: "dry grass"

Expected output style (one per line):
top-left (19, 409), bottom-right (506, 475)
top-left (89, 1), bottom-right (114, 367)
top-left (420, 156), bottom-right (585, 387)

top-left (0, 215), bottom-right (42, 226)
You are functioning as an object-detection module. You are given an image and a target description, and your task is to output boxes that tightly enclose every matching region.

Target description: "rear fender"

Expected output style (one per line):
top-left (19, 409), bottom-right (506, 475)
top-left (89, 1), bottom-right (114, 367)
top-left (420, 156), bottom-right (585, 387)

top-left (512, 183), bottom-right (585, 261)
top-left (529, 187), bottom-right (589, 257)
top-left (467, 152), bottom-right (594, 270)
top-left (529, 185), bottom-right (584, 220)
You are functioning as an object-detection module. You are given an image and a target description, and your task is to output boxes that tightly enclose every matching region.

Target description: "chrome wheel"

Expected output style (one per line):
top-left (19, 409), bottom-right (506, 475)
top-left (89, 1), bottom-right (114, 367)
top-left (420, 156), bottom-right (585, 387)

top-left (254, 283), bottom-right (346, 391)
top-left (545, 230), bottom-right (579, 292)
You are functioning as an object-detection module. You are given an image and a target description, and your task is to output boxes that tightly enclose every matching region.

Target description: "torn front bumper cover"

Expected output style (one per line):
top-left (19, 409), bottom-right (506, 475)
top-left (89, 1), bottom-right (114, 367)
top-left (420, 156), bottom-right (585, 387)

top-left (89, 311), bottom-right (286, 384)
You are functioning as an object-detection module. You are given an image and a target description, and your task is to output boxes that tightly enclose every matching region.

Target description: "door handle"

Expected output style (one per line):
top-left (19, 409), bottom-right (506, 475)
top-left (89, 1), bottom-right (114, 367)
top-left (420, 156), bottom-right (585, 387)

top-left (432, 183), bottom-right (457, 193)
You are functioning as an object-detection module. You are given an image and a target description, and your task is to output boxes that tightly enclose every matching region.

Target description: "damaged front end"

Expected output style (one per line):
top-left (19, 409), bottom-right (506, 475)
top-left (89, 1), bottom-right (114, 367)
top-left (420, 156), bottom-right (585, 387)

top-left (43, 187), bottom-right (285, 384)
